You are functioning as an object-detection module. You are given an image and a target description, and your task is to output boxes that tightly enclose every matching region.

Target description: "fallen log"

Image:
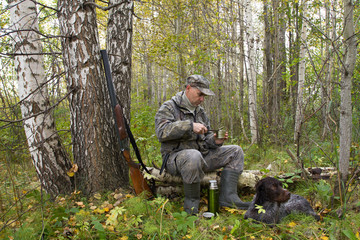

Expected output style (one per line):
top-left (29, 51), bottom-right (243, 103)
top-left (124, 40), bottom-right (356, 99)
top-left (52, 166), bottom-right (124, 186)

top-left (145, 166), bottom-right (342, 197)
top-left (145, 167), bottom-right (262, 192)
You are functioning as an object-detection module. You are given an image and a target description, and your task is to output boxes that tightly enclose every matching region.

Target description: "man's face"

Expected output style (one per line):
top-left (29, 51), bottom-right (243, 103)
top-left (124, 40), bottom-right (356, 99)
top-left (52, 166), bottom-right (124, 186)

top-left (185, 85), bottom-right (206, 106)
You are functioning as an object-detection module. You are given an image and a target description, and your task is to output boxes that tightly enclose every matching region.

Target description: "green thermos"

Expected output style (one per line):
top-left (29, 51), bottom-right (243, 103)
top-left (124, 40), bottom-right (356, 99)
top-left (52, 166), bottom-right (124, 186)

top-left (208, 180), bottom-right (219, 214)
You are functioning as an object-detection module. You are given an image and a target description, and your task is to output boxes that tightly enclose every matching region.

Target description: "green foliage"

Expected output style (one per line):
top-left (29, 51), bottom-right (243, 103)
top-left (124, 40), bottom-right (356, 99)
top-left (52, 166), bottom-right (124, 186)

top-left (131, 104), bottom-right (162, 167)
top-left (172, 211), bottom-right (197, 235)
top-left (278, 171), bottom-right (301, 188)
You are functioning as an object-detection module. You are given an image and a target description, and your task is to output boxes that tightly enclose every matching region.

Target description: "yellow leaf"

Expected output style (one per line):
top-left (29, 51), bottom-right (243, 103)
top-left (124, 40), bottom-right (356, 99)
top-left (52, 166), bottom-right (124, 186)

top-left (212, 225), bottom-right (220, 230)
top-left (67, 164), bottom-right (78, 177)
top-left (288, 222), bottom-right (297, 227)
top-left (320, 236), bottom-right (329, 240)
top-left (107, 225), bottom-right (114, 231)
top-left (94, 208), bottom-right (105, 214)
top-left (223, 207), bottom-right (241, 214)
top-left (93, 193), bottom-right (101, 200)
top-left (114, 193), bottom-right (123, 200)
top-left (119, 236), bottom-right (128, 240)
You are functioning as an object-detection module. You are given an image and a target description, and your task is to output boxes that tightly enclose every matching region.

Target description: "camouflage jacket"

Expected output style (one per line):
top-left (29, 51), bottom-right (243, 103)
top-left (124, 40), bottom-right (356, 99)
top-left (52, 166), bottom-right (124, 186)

top-left (155, 91), bottom-right (219, 161)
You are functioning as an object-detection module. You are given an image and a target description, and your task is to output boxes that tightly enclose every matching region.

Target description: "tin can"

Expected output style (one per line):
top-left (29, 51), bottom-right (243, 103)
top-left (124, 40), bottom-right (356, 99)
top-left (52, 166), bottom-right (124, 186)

top-left (217, 129), bottom-right (226, 139)
top-left (208, 180), bottom-right (219, 214)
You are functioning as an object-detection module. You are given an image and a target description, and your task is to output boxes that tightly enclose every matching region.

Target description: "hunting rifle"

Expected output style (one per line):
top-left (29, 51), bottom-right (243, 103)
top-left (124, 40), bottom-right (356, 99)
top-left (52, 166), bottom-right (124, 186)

top-left (100, 50), bottom-right (154, 198)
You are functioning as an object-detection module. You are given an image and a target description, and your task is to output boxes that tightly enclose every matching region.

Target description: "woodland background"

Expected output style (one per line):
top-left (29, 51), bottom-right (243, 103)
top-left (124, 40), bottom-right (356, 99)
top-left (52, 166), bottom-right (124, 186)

top-left (0, 0), bottom-right (359, 239)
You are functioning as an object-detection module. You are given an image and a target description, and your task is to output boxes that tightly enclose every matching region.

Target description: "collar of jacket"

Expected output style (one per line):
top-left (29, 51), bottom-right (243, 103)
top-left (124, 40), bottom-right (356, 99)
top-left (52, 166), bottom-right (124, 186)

top-left (172, 91), bottom-right (201, 115)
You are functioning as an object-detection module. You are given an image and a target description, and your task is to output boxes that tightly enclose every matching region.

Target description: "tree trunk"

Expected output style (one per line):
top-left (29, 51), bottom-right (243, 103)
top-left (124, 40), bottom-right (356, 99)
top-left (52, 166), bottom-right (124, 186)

top-left (106, 0), bottom-right (137, 187)
top-left (237, 0), bottom-right (249, 142)
top-left (58, 0), bottom-right (127, 195)
top-left (245, 0), bottom-right (258, 144)
top-left (263, 0), bottom-right (273, 130)
top-left (9, 0), bottom-right (73, 197)
top-left (339, 0), bottom-right (357, 185)
top-left (293, 2), bottom-right (307, 145)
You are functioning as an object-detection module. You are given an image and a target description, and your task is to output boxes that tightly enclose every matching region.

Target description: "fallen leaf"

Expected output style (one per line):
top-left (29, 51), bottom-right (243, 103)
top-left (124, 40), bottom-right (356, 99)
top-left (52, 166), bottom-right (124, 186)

top-left (93, 193), bottom-right (101, 200)
top-left (75, 201), bottom-right (85, 208)
top-left (212, 225), bottom-right (220, 230)
top-left (67, 164), bottom-right (78, 177)
top-left (288, 222), bottom-right (297, 227)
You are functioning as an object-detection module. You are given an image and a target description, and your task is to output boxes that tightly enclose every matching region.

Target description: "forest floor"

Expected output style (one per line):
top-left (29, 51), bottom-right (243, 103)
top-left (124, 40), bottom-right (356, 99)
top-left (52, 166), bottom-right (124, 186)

top-left (1, 145), bottom-right (360, 240)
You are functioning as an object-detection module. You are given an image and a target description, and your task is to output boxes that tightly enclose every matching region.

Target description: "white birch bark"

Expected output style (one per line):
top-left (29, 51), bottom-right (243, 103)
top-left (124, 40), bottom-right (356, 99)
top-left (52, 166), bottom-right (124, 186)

top-left (106, 0), bottom-right (136, 184)
top-left (294, 2), bottom-right (308, 143)
top-left (9, 0), bottom-right (73, 196)
top-left (245, 0), bottom-right (258, 144)
top-left (339, 0), bottom-right (357, 183)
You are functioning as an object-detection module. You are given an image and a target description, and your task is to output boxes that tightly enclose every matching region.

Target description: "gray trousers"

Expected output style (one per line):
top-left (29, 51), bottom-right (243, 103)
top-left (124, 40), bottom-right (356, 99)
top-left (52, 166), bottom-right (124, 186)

top-left (165, 145), bottom-right (244, 184)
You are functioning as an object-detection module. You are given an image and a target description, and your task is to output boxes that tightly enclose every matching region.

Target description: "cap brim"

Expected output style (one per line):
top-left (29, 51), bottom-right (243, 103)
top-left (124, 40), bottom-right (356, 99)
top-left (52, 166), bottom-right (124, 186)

top-left (198, 87), bottom-right (215, 96)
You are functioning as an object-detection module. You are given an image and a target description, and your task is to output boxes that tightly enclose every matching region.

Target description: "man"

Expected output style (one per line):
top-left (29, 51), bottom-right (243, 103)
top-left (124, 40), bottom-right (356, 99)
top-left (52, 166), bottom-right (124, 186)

top-left (155, 74), bottom-right (249, 214)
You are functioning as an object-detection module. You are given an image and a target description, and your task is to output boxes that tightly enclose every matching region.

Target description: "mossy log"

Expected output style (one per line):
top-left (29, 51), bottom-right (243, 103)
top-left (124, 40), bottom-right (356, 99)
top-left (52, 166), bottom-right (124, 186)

top-left (144, 167), bottom-right (262, 196)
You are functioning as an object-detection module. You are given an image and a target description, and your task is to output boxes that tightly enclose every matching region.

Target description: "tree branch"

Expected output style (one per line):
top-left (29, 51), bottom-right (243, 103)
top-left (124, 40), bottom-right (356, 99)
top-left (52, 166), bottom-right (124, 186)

top-left (83, 1), bottom-right (128, 11)
top-left (0, 89), bottom-right (73, 127)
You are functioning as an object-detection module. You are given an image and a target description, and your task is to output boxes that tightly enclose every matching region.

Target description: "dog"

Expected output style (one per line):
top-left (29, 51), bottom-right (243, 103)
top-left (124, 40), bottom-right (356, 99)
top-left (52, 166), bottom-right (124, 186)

top-left (244, 177), bottom-right (320, 225)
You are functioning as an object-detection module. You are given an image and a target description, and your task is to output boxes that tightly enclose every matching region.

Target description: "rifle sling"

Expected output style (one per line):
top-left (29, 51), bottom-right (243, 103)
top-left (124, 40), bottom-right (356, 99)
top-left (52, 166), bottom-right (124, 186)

top-left (124, 118), bottom-right (151, 175)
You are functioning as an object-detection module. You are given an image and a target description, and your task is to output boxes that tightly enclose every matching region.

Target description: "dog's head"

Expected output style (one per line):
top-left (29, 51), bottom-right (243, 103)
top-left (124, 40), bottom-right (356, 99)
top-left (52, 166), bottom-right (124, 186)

top-left (254, 177), bottom-right (291, 205)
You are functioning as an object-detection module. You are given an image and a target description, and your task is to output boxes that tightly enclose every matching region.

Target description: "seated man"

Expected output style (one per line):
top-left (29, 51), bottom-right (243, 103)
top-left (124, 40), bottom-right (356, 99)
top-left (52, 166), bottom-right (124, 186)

top-left (155, 74), bottom-right (250, 214)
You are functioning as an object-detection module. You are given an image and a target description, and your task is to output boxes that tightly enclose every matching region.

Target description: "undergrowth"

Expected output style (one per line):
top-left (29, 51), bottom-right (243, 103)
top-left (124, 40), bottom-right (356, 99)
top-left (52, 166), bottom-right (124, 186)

top-left (1, 144), bottom-right (360, 240)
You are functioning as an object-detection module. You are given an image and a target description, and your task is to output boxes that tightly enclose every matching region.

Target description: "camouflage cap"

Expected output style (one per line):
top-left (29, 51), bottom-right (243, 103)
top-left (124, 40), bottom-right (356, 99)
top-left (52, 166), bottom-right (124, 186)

top-left (185, 75), bottom-right (215, 96)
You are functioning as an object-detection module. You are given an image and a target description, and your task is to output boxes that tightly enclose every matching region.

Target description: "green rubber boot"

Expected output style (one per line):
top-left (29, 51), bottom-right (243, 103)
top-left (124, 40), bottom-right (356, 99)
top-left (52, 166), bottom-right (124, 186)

top-left (183, 182), bottom-right (200, 215)
top-left (219, 169), bottom-right (250, 210)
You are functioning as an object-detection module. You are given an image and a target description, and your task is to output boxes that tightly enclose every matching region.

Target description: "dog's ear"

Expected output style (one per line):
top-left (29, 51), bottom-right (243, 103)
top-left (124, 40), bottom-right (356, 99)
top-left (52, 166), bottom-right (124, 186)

top-left (254, 179), bottom-right (266, 205)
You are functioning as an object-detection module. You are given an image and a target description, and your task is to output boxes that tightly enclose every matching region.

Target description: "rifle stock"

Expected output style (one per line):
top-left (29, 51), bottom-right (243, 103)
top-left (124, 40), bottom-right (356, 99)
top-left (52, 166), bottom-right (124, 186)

top-left (101, 50), bottom-right (153, 198)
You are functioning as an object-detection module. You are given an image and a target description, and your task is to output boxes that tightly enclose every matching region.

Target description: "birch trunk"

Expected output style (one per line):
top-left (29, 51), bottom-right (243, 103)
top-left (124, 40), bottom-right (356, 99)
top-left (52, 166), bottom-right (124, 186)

top-left (245, 0), bottom-right (258, 144)
top-left (339, 0), bottom-right (357, 184)
top-left (106, 0), bottom-right (137, 186)
top-left (294, 2), bottom-right (308, 144)
top-left (9, 0), bottom-right (73, 196)
top-left (58, 0), bottom-right (127, 195)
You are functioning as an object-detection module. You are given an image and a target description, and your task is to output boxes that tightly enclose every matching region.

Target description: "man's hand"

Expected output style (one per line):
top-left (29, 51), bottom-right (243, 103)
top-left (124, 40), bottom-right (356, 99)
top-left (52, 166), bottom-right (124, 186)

top-left (193, 122), bottom-right (208, 134)
top-left (214, 132), bottom-right (228, 145)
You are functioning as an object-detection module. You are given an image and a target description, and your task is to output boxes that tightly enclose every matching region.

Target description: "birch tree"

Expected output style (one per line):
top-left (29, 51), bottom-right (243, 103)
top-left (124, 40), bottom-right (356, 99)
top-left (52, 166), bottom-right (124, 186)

top-left (294, 1), bottom-right (308, 145)
top-left (57, 0), bottom-right (128, 195)
top-left (9, 0), bottom-right (73, 197)
top-left (339, 0), bottom-right (357, 185)
top-left (245, 0), bottom-right (258, 143)
top-left (106, 0), bottom-right (136, 185)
